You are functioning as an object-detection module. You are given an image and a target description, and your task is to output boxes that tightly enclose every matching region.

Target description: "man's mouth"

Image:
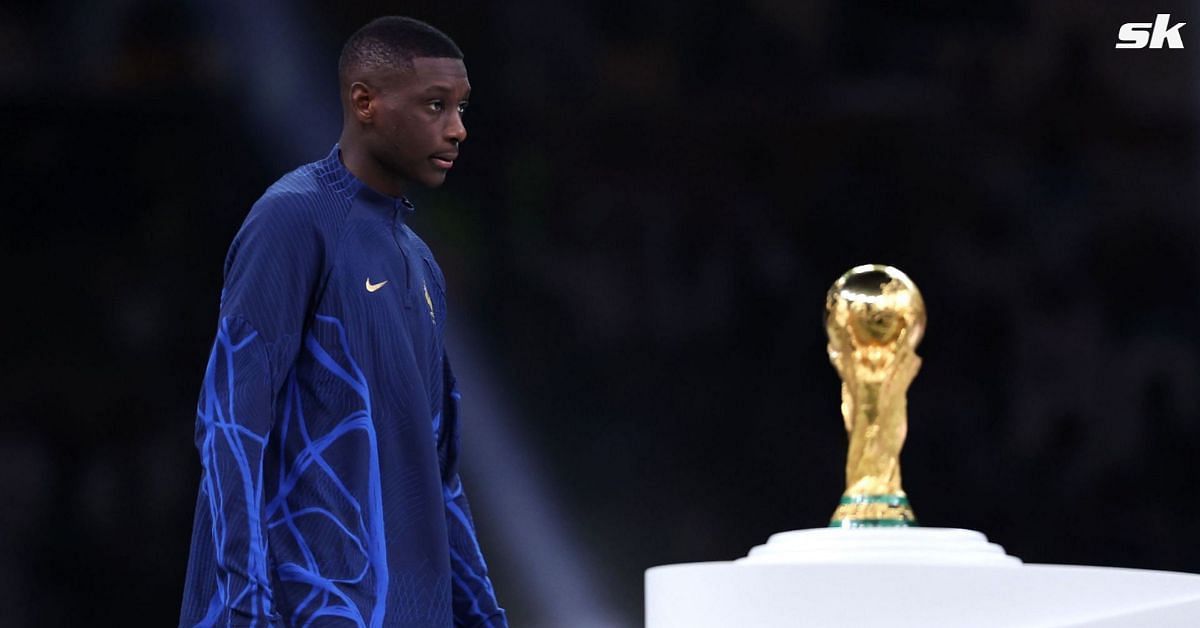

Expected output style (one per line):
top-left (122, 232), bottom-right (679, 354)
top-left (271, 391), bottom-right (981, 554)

top-left (431, 153), bottom-right (457, 169)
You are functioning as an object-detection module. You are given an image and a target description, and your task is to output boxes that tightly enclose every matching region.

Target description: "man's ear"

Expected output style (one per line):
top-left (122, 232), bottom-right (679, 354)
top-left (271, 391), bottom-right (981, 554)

top-left (348, 81), bottom-right (375, 124)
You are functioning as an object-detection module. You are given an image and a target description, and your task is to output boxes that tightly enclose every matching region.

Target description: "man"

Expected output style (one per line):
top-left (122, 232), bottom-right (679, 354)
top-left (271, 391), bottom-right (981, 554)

top-left (180, 17), bottom-right (507, 627)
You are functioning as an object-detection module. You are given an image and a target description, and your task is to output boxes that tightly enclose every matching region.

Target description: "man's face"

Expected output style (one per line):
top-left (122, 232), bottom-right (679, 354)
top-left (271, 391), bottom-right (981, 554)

top-left (367, 57), bottom-right (470, 190)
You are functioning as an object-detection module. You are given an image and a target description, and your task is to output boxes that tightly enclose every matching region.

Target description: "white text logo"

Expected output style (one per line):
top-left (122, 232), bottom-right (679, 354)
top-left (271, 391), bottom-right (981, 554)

top-left (1116, 14), bottom-right (1186, 49)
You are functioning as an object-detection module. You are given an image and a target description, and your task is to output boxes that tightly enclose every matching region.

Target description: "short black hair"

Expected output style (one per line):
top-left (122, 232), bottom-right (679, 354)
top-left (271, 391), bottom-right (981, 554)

top-left (338, 17), bottom-right (463, 83)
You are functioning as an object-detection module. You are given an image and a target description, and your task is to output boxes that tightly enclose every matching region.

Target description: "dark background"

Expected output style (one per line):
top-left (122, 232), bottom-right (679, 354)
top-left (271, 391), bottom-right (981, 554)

top-left (3, 1), bottom-right (1199, 626)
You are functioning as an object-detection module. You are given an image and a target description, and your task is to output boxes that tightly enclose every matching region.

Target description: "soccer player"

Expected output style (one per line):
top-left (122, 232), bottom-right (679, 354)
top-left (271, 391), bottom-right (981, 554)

top-left (179, 17), bottom-right (507, 627)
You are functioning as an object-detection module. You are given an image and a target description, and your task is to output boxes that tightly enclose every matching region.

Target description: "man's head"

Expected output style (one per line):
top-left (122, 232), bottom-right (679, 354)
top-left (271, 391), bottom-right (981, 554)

top-left (338, 17), bottom-right (470, 194)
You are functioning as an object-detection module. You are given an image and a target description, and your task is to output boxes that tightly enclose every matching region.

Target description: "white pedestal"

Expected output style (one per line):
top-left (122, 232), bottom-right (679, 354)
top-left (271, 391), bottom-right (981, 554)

top-left (646, 528), bottom-right (1200, 627)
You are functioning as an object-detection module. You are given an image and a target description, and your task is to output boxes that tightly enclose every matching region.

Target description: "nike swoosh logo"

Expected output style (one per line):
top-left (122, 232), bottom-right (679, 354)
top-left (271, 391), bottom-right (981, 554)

top-left (365, 278), bottom-right (388, 293)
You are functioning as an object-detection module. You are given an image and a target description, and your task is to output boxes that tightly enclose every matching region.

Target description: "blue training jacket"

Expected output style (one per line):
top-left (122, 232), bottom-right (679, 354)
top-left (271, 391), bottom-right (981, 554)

top-left (180, 146), bottom-right (507, 627)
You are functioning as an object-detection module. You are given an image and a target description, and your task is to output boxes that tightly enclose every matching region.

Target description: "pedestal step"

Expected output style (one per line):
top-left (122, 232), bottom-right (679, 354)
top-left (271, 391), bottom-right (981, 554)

top-left (740, 527), bottom-right (1020, 566)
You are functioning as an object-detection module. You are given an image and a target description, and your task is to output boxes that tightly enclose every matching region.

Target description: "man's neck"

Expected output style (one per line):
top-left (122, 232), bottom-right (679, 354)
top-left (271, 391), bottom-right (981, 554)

top-left (338, 135), bottom-right (406, 198)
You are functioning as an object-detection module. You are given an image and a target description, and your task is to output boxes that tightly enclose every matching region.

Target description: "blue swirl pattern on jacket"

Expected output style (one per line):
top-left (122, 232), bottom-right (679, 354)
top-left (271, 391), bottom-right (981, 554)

top-left (180, 146), bottom-right (506, 627)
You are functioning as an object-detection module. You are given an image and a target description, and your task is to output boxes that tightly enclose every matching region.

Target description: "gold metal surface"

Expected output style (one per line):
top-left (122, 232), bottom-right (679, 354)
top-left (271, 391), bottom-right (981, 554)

top-left (826, 264), bottom-right (925, 527)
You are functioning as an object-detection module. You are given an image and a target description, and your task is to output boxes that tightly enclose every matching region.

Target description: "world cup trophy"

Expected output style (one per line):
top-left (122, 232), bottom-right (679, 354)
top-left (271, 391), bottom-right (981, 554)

top-left (825, 264), bottom-right (925, 527)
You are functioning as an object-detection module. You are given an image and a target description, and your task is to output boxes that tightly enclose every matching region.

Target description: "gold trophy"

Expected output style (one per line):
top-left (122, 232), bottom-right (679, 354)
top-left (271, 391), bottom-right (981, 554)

top-left (826, 264), bottom-right (925, 527)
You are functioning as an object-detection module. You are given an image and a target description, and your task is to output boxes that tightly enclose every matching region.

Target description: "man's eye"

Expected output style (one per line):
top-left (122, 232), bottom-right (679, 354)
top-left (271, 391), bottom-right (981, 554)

top-left (428, 100), bottom-right (444, 112)
top-left (457, 102), bottom-right (469, 114)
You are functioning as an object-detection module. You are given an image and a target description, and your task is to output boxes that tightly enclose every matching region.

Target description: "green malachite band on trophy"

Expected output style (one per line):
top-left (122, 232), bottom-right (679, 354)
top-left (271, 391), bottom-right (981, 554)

top-left (838, 495), bottom-right (911, 506)
top-left (828, 518), bottom-right (916, 528)
top-left (829, 492), bottom-right (917, 528)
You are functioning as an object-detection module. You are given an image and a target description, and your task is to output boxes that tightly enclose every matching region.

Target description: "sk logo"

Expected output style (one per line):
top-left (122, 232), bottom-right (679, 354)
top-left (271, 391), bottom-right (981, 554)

top-left (423, 281), bottom-right (436, 323)
top-left (365, 278), bottom-right (388, 293)
top-left (1116, 14), bottom-right (1186, 49)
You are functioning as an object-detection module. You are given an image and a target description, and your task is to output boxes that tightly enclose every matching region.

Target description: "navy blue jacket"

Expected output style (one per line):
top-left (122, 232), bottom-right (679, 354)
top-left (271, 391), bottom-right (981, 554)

top-left (180, 146), bottom-right (506, 627)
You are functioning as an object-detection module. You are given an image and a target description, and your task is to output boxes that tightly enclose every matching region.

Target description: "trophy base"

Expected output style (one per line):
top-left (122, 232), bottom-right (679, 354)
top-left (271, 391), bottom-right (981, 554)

top-left (739, 527), bottom-right (1018, 566)
top-left (829, 494), bottom-right (916, 527)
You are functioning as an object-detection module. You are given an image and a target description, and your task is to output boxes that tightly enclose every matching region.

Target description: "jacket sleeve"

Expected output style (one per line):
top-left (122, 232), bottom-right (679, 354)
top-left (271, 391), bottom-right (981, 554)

top-left (192, 195), bottom-right (323, 626)
top-left (440, 353), bottom-right (508, 628)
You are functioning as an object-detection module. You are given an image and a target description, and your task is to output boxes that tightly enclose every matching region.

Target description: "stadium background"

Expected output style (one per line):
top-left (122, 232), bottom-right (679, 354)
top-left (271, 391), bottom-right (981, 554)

top-left (2, 1), bottom-right (1198, 625)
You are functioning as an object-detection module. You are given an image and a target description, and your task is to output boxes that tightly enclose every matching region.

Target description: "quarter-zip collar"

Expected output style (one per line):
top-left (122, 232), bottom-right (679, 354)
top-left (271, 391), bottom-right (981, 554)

top-left (316, 144), bottom-right (417, 224)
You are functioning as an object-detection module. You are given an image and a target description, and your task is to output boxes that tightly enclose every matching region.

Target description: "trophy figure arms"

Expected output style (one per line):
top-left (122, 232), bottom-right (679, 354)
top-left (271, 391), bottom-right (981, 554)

top-left (830, 328), bottom-right (921, 496)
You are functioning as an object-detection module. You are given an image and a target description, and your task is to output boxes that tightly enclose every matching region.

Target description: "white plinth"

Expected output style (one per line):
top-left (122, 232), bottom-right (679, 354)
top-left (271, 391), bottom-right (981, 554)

top-left (646, 528), bottom-right (1200, 627)
top-left (741, 527), bottom-right (1020, 566)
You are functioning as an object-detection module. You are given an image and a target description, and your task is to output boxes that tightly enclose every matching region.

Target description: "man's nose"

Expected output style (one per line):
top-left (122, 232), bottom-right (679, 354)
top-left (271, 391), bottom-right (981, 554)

top-left (446, 112), bottom-right (467, 145)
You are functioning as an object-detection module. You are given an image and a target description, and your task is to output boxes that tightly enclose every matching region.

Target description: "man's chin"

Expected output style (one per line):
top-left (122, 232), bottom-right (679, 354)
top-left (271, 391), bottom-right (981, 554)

top-left (420, 172), bottom-right (449, 188)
